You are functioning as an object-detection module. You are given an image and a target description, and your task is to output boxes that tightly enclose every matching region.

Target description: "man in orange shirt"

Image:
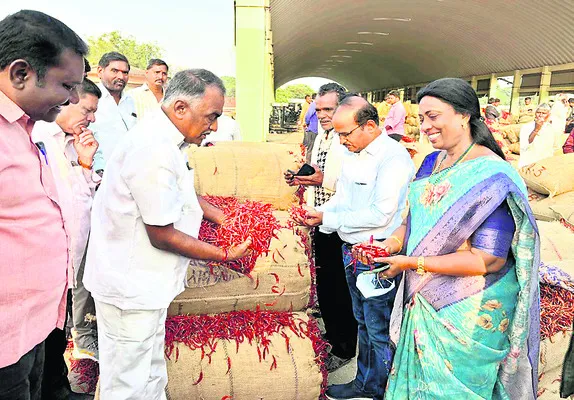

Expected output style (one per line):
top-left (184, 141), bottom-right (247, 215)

top-left (0, 10), bottom-right (87, 400)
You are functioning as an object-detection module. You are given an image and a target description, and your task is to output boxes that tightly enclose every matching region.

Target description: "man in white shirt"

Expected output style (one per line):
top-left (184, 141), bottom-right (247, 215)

top-left (284, 83), bottom-right (357, 372)
top-left (298, 95), bottom-right (414, 400)
top-left (84, 69), bottom-right (251, 399)
top-left (201, 114), bottom-right (241, 145)
top-left (129, 58), bottom-right (168, 121)
top-left (90, 52), bottom-right (137, 175)
top-left (32, 78), bottom-right (101, 399)
top-left (519, 103), bottom-right (558, 167)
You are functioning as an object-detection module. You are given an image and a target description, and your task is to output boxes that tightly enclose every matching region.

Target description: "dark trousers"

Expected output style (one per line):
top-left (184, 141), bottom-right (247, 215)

top-left (342, 244), bottom-right (399, 399)
top-left (388, 133), bottom-right (403, 142)
top-left (43, 290), bottom-right (73, 400)
top-left (0, 342), bottom-right (45, 400)
top-left (42, 328), bottom-right (71, 400)
top-left (314, 230), bottom-right (357, 359)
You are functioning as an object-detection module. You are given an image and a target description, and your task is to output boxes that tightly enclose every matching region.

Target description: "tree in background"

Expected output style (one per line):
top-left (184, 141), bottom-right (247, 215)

top-left (87, 31), bottom-right (163, 70)
top-left (221, 76), bottom-right (236, 98)
top-left (275, 83), bottom-right (315, 103)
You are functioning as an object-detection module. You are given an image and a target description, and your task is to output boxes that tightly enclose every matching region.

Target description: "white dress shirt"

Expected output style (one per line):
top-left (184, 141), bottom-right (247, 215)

top-left (519, 121), bottom-right (558, 167)
top-left (91, 83), bottom-right (137, 171)
top-left (317, 133), bottom-right (415, 244)
top-left (32, 122), bottom-right (100, 286)
top-left (84, 110), bottom-right (204, 310)
top-left (201, 114), bottom-right (241, 145)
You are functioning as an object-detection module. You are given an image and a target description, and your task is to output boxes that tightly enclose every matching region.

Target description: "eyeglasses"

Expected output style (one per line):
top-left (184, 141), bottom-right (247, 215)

top-left (338, 124), bottom-right (363, 138)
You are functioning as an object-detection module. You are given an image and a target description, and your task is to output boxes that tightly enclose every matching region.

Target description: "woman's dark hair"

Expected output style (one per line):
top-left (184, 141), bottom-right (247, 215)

top-left (0, 10), bottom-right (88, 80)
top-left (417, 78), bottom-right (506, 160)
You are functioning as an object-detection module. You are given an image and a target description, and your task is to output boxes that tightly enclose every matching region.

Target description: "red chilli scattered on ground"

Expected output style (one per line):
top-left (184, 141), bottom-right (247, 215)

top-left (540, 283), bottom-right (574, 340)
top-left (164, 309), bottom-right (329, 396)
top-left (199, 196), bottom-right (281, 276)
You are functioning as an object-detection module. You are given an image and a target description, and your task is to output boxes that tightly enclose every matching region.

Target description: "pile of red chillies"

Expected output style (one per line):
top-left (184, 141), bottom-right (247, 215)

top-left (164, 310), bottom-right (329, 393)
top-left (66, 341), bottom-right (99, 394)
top-left (540, 283), bottom-right (574, 340)
top-left (200, 196), bottom-right (281, 275)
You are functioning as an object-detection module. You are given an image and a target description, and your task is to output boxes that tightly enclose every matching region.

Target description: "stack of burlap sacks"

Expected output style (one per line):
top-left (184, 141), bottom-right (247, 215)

top-left (515, 153), bottom-right (574, 399)
top-left (164, 142), bottom-right (324, 400)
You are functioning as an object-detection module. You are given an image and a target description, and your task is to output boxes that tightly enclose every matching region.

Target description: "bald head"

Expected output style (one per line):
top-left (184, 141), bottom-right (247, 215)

top-left (337, 95), bottom-right (380, 127)
top-left (334, 95), bottom-right (381, 153)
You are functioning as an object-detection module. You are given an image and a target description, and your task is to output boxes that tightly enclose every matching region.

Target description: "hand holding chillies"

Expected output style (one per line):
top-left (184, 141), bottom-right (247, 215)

top-left (199, 196), bottom-right (281, 275)
top-left (351, 241), bottom-right (391, 266)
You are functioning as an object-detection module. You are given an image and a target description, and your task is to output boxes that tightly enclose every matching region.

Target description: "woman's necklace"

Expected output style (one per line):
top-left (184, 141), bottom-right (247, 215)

top-left (420, 142), bottom-right (475, 207)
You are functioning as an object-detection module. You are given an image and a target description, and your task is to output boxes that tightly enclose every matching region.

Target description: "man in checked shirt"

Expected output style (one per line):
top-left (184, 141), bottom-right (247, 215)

top-left (284, 82), bottom-right (358, 372)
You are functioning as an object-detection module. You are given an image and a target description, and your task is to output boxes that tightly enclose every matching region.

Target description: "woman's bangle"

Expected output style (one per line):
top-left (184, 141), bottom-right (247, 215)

top-left (388, 235), bottom-right (403, 251)
top-left (221, 247), bottom-right (229, 263)
top-left (416, 256), bottom-right (426, 275)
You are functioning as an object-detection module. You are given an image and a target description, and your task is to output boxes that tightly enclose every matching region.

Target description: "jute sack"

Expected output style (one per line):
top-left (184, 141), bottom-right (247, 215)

top-left (508, 142), bottom-right (520, 154)
top-left (519, 154), bottom-right (574, 196)
top-left (499, 124), bottom-right (522, 144)
top-left (168, 212), bottom-right (312, 316)
top-left (537, 221), bottom-right (574, 263)
top-left (538, 330), bottom-right (573, 400)
top-left (187, 143), bottom-right (302, 211)
top-left (528, 189), bottom-right (557, 222)
top-left (549, 192), bottom-right (574, 226)
top-left (166, 313), bottom-right (323, 400)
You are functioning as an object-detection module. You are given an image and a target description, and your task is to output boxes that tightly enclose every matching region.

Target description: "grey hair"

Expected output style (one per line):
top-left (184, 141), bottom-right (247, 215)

top-left (163, 69), bottom-right (226, 107)
top-left (536, 103), bottom-right (551, 113)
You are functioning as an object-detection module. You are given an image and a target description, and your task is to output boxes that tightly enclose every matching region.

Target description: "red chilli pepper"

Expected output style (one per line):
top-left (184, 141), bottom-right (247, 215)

top-left (226, 356), bottom-right (232, 375)
top-left (193, 371), bottom-right (204, 385)
top-left (269, 272), bottom-right (280, 284)
top-left (222, 397), bottom-right (233, 400)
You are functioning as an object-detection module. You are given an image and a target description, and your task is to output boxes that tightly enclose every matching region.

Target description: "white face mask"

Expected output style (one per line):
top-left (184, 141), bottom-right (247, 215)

top-left (355, 271), bottom-right (396, 299)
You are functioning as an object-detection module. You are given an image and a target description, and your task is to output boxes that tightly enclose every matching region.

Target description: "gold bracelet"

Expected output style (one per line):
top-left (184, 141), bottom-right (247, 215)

top-left (416, 256), bottom-right (426, 275)
top-left (388, 235), bottom-right (403, 251)
top-left (77, 157), bottom-right (92, 170)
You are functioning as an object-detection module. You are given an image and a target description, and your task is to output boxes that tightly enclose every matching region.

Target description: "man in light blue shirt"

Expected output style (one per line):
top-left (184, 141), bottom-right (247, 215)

top-left (300, 95), bottom-right (414, 400)
top-left (90, 52), bottom-right (137, 175)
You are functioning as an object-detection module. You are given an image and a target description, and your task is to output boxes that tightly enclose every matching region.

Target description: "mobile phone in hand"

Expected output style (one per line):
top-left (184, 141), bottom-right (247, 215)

top-left (295, 163), bottom-right (315, 176)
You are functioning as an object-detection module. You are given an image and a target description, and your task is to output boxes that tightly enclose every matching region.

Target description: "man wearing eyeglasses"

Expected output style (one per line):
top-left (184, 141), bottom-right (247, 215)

top-left (295, 95), bottom-right (414, 400)
top-left (284, 83), bottom-right (358, 372)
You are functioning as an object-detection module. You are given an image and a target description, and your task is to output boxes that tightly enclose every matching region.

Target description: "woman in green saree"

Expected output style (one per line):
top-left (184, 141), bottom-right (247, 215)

top-left (353, 78), bottom-right (540, 399)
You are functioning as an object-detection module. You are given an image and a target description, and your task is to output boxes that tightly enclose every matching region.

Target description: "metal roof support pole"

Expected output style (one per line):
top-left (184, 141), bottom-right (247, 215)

top-left (470, 76), bottom-right (478, 91)
top-left (235, 0), bottom-right (272, 142)
top-left (488, 73), bottom-right (498, 100)
top-left (509, 70), bottom-right (522, 116)
top-left (539, 66), bottom-right (551, 104)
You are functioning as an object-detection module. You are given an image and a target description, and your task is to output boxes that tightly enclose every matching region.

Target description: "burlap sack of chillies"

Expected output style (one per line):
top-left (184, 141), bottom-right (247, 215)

top-left (537, 221), bottom-right (574, 263)
top-left (165, 311), bottom-right (327, 400)
top-left (186, 142), bottom-right (304, 211)
top-left (168, 210), bottom-right (312, 316)
top-left (538, 283), bottom-right (574, 400)
top-left (519, 154), bottom-right (574, 197)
